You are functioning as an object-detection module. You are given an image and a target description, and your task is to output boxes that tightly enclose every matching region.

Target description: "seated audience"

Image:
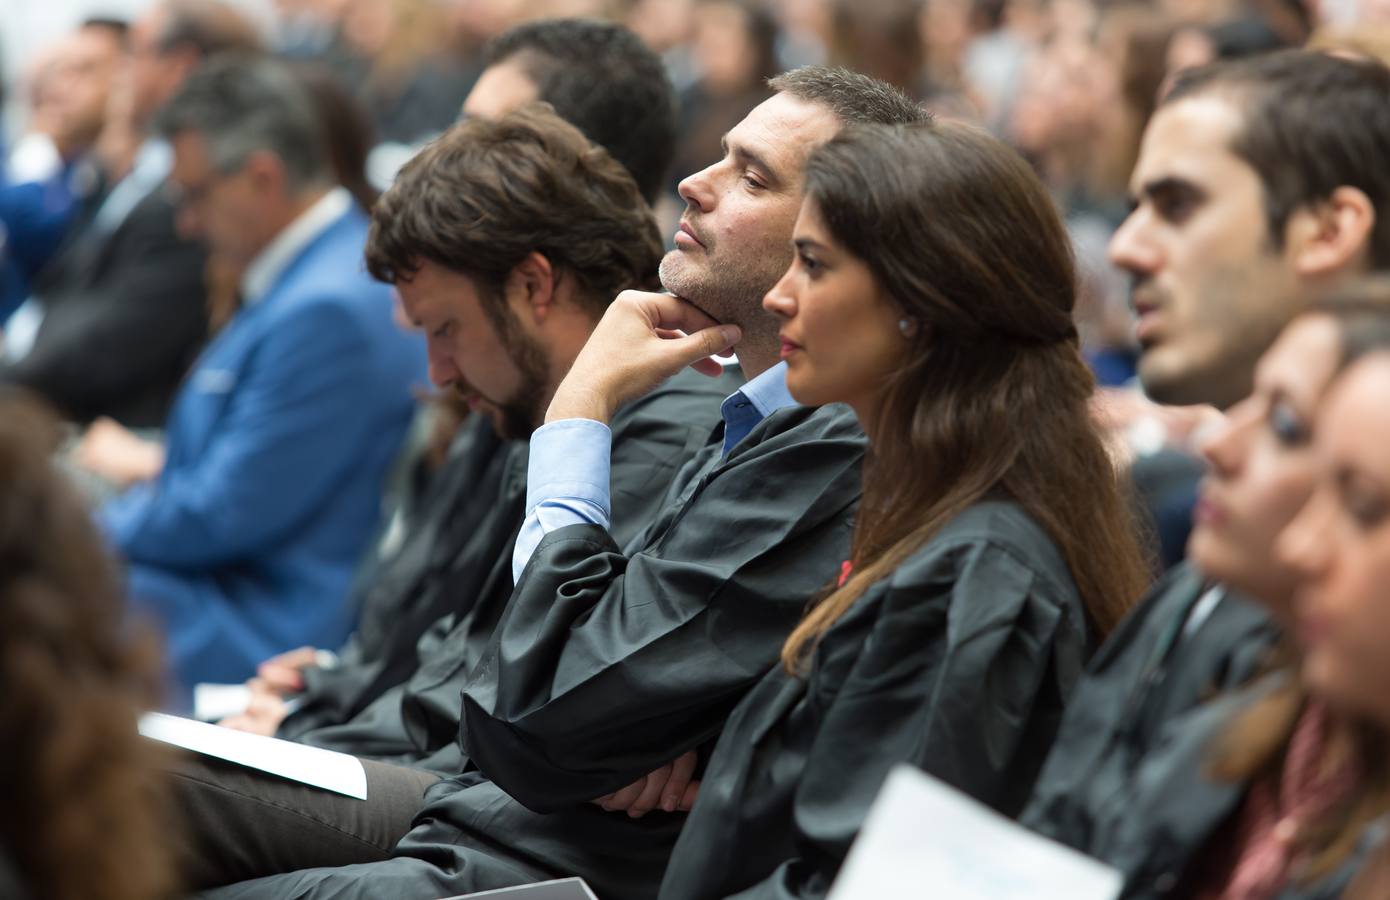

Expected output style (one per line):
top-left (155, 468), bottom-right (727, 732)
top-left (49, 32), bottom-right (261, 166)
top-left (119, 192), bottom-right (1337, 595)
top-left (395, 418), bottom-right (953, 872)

top-left (198, 65), bottom-right (919, 900)
top-left (1024, 49), bottom-right (1390, 846)
top-left (654, 116), bottom-right (1148, 900)
top-left (95, 56), bottom-right (424, 694)
top-left (0, 394), bottom-right (175, 900)
top-left (220, 18), bottom-right (680, 743)
top-left (1, 0), bottom-right (261, 428)
top-left (1032, 292), bottom-right (1390, 898)
top-left (167, 103), bottom-right (730, 888)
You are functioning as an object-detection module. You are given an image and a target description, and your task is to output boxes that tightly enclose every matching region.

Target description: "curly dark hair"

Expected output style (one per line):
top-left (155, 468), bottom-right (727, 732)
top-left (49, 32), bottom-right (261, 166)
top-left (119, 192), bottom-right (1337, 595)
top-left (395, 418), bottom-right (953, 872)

top-left (0, 393), bottom-right (175, 900)
top-left (365, 103), bottom-right (663, 321)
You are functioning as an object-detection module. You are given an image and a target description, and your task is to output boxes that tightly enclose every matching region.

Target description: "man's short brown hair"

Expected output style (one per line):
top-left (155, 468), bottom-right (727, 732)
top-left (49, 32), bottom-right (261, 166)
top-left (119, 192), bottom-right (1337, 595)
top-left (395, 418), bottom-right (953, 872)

top-left (365, 103), bottom-right (663, 319)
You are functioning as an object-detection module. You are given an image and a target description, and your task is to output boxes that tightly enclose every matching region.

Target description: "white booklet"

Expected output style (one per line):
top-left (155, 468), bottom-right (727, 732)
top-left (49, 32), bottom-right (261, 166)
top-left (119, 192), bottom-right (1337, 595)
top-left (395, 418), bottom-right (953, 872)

top-left (440, 877), bottom-right (599, 899)
top-left (139, 712), bottom-right (368, 800)
top-left (827, 765), bottom-right (1123, 900)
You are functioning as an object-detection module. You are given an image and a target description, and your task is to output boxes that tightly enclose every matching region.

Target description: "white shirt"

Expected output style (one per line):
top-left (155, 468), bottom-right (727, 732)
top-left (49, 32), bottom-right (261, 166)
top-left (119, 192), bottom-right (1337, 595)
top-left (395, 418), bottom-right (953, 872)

top-left (240, 186), bottom-right (352, 304)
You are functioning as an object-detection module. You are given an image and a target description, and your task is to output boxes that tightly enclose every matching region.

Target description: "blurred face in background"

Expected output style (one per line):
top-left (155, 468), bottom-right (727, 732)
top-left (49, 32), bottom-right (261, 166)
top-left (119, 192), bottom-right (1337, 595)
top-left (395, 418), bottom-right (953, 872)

top-left (1109, 94), bottom-right (1307, 410)
top-left (1187, 314), bottom-right (1342, 620)
top-left (168, 131), bottom-right (278, 267)
top-left (43, 25), bottom-right (126, 158)
top-left (461, 57), bottom-right (538, 119)
top-left (1280, 354), bottom-right (1390, 724)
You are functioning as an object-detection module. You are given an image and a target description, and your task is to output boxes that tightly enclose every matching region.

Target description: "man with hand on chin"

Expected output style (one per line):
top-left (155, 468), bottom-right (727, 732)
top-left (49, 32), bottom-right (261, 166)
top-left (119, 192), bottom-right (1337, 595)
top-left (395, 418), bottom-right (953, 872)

top-left (202, 66), bottom-right (928, 900)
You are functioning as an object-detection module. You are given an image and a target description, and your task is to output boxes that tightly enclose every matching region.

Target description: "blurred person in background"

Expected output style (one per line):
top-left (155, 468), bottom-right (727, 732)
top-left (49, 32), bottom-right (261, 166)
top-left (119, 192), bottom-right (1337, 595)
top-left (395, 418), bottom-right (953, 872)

top-left (826, 0), bottom-right (925, 97)
top-left (333, 0), bottom-right (480, 145)
top-left (627, 0), bottom-right (699, 93)
top-left (667, 0), bottom-right (779, 206)
top-left (0, 0), bottom-right (261, 431)
top-left (95, 55), bottom-right (424, 698)
top-left (0, 394), bottom-right (175, 900)
top-left (0, 20), bottom-right (127, 322)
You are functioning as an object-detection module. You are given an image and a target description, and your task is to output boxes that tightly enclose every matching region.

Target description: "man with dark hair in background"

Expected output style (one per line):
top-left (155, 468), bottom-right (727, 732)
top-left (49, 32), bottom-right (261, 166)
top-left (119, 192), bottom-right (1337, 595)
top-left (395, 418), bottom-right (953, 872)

top-left (101, 55), bottom-right (423, 695)
top-left (202, 66), bottom-right (926, 900)
top-left (1023, 48), bottom-right (1390, 869)
top-left (464, 18), bottom-right (678, 203)
top-left (0, 0), bottom-right (262, 431)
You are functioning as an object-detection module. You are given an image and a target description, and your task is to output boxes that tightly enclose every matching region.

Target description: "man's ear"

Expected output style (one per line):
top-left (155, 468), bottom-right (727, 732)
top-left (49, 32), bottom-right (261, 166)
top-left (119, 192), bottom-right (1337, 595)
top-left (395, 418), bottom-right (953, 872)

top-left (1287, 186), bottom-right (1375, 278)
top-left (505, 251), bottom-right (556, 324)
top-left (242, 149), bottom-right (287, 197)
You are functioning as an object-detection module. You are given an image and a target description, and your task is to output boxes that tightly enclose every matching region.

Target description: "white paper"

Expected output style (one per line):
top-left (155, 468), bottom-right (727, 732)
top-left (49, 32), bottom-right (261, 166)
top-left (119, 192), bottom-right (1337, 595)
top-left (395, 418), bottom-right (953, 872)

top-left (439, 877), bottom-right (599, 900)
top-left (192, 683), bottom-right (253, 722)
top-left (827, 765), bottom-right (1123, 900)
top-left (139, 712), bottom-right (368, 800)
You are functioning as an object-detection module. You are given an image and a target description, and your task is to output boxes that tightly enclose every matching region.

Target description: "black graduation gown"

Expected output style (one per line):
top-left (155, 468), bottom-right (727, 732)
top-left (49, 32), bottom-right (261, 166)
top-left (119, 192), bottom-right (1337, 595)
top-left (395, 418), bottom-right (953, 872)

top-left (1073, 673), bottom-right (1358, 900)
top-left (1021, 563), bottom-right (1279, 850)
top-left (281, 367), bottom-right (740, 772)
top-left (278, 414), bottom-right (513, 738)
top-left (202, 401), bottom-right (867, 900)
top-left (657, 500), bottom-right (1091, 900)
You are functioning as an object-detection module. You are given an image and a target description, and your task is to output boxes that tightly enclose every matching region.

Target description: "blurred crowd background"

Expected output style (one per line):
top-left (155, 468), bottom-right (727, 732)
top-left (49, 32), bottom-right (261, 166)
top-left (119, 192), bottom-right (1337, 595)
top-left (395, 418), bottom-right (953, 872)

top-left (4, 0), bottom-right (1390, 379)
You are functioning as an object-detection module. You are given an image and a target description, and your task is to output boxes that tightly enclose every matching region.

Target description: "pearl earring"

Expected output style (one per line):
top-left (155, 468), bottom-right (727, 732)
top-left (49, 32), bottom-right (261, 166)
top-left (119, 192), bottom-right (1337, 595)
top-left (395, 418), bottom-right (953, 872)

top-left (898, 318), bottom-right (916, 338)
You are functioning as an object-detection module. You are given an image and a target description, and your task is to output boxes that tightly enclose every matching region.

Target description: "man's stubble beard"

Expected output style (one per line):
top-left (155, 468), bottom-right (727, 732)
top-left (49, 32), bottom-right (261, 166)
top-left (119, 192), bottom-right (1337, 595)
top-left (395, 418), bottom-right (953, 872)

top-left (658, 247), bottom-right (785, 351)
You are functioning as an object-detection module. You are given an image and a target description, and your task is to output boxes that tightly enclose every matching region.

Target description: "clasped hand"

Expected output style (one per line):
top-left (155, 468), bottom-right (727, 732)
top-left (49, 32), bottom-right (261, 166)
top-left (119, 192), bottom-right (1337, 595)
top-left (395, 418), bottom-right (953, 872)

top-left (590, 750), bottom-right (701, 819)
top-left (545, 291), bottom-right (741, 425)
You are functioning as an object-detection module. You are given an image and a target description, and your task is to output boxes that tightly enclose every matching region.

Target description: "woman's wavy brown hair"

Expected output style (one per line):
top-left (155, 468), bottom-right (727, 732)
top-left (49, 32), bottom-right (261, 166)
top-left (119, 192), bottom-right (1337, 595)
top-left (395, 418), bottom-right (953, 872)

top-left (0, 394), bottom-right (175, 900)
top-left (782, 120), bottom-right (1151, 672)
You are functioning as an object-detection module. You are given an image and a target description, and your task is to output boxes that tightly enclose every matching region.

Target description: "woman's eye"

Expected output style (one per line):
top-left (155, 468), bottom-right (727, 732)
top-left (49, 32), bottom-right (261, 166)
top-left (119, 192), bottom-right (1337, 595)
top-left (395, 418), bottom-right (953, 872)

top-left (798, 253), bottom-right (821, 275)
top-left (1343, 486), bottom-right (1390, 530)
top-left (1268, 400), bottom-right (1310, 447)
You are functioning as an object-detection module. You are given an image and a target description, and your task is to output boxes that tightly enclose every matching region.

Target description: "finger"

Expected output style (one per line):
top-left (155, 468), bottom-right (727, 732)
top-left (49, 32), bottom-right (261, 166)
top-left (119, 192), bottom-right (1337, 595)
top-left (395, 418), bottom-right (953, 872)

top-left (257, 663), bottom-right (304, 694)
top-left (628, 764), bottom-right (672, 819)
top-left (678, 779), bottom-right (701, 811)
top-left (662, 751), bottom-right (699, 812)
top-left (653, 326), bottom-right (741, 375)
top-left (590, 793), bottom-right (615, 808)
top-left (601, 777), bottom-right (647, 812)
top-left (271, 646), bottom-right (320, 668)
top-left (689, 356), bottom-right (727, 378)
top-left (622, 290), bottom-right (725, 335)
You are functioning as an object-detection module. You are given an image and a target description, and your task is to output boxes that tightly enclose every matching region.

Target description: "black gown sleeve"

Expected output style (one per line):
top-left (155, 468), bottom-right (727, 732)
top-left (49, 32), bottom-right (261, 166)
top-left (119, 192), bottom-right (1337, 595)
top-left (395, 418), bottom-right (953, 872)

top-left (460, 405), bottom-right (866, 812)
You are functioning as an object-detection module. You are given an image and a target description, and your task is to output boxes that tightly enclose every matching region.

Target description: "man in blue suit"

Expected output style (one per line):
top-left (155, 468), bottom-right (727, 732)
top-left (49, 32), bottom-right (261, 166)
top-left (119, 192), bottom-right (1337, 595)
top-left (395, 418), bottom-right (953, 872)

top-left (94, 57), bottom-right (424, 697)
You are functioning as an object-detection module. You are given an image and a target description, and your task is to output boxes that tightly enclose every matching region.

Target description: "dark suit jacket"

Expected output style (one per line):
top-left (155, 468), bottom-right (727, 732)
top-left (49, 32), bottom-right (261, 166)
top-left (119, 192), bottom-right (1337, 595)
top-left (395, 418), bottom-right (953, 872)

top-left (0, 183), bottom-right (208, 427)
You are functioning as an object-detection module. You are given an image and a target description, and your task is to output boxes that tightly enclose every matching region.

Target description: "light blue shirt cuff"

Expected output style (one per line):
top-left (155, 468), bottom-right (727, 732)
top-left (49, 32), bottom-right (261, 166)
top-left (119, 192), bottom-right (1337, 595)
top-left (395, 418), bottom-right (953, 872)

top-left (512, 417), bottom-right (613, 583)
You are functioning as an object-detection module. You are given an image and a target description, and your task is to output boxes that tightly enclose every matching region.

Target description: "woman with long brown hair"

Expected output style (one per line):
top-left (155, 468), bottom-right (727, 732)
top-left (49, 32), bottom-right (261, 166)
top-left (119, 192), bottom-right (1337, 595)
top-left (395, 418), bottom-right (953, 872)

top-left (0, 393), bottom-right (175, 900)
top-left (651, 118), bottom-right (1151, 900)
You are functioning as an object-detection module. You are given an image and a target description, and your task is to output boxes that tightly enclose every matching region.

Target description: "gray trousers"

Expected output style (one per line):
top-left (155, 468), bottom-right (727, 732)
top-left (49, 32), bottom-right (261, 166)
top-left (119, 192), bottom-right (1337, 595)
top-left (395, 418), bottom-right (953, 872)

top-left (165, 745), bottom-right (441, 889)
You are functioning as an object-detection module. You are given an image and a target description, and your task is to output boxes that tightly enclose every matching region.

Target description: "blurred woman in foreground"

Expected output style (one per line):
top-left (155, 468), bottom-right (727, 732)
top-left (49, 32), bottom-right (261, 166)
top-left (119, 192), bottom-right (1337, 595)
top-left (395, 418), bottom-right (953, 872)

top-left (0, 393), bottom-right (174, 900)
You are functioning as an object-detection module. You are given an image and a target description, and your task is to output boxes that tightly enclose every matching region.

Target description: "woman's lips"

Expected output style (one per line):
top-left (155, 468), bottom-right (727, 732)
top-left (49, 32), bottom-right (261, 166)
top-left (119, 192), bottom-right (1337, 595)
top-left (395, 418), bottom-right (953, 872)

top-left (1192, 494), bottom-right (1227, 528)
top-left (779, 338), bottom-right (802, 360)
